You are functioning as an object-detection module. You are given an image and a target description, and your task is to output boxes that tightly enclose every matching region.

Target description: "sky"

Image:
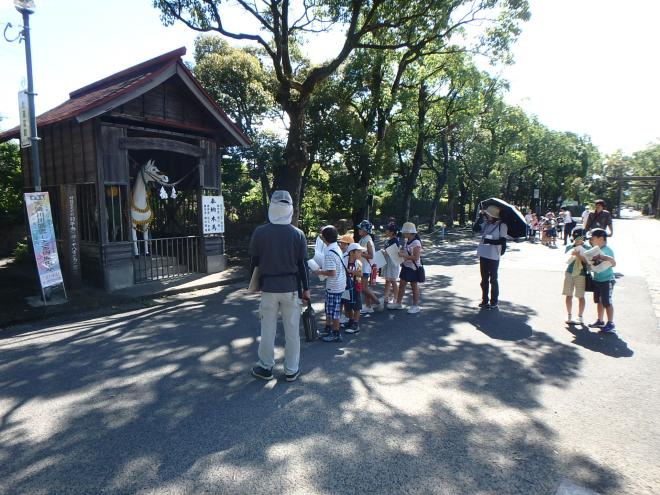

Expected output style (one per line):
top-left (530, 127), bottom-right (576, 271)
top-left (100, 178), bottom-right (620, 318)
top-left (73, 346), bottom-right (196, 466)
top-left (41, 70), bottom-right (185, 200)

top-left (1, 0), bottom-right (658, 155)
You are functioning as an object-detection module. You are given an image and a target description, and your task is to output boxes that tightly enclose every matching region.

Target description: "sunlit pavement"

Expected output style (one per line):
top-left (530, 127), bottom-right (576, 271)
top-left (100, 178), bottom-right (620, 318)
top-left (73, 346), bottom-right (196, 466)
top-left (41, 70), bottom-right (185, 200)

top-left (0, 219), bottom-right (658, 495)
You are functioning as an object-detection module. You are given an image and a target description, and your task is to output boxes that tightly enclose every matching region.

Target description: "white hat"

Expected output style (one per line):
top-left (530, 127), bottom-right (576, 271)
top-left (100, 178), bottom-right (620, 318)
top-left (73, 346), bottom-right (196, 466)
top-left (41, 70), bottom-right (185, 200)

top-left (401, 222), bottom-right (417, 234)
top-left (268, 190), bottom-right (293, 225)
top-left (346, 242), bottom-right (366, 253)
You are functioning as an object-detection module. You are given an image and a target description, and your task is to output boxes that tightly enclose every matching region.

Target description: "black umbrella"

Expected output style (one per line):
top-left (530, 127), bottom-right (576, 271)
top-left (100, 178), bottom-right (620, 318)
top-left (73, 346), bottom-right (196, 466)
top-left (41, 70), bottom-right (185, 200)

top-left (479, 198), bottom-right (527, 238)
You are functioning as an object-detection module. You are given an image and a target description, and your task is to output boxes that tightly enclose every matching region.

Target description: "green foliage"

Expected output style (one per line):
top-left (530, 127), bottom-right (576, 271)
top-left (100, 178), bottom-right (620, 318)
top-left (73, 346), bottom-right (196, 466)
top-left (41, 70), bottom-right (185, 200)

top-left (11, 241), bottom-right (30, 263)
top-left (0, 141), bottom-right (23, 226)
top-left (159, 1), bottom-right (657, 230)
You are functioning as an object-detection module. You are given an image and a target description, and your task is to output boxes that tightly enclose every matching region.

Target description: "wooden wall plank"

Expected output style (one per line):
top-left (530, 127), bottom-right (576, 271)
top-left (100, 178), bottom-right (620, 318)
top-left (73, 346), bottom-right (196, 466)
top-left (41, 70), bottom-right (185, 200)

top-left (100, 125), bottom-right (128, 184)
top-left (72, 122), bottom-right (85, 182)
top-left (62, 122), bottom-right (74, 183)
top-left (144, 85), bottom-right (165, 120)
top-left (82, 121), bottom-right (96, 182)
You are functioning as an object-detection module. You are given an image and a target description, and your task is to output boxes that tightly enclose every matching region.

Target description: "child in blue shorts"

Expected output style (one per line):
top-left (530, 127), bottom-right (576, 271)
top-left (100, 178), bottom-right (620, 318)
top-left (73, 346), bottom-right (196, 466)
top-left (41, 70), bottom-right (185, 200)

top-left (315, 225), bottom-right (347, 342)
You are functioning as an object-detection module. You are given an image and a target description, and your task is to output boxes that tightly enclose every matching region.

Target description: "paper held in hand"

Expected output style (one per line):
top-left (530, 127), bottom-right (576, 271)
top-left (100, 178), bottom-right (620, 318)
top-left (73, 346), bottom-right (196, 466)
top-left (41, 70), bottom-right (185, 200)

top-left (372, 250), bottom-right (387, 269)
top-left (566, 245), bottom-right (586, 264)
top-left (583, 245), bottom-right (612, 273)
top-left (385, 244), bottom-right (404, 265)
top-left (308, 258), bottom-right (327, 281)
top-left (248, 267), bottom-right (260, 292)
top-left (583, 246), bottom-right (602, 261)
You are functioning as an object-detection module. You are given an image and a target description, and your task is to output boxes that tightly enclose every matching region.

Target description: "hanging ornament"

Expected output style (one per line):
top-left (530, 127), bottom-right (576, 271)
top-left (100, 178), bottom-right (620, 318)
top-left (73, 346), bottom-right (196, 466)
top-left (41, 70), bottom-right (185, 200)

top-left (159, 186), bottom-right (168, 199)
top-left (170, 186), bottom-right (177, 199)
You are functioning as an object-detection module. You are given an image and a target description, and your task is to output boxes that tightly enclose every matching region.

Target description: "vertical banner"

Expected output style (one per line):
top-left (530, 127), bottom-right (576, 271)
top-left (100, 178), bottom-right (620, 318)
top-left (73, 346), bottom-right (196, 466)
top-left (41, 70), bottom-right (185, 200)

top-left (18, 90), bottom-right (32, 148)
top-left (60, 185), bottom-right (82, 287)
top-left (24, 192), bottom-right (64, 289)
top-left (201, 195), bottom-right (225, 234)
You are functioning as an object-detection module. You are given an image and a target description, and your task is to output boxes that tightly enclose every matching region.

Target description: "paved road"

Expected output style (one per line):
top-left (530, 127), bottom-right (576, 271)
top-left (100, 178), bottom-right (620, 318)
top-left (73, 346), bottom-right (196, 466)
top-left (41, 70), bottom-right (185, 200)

top-left (1, 219), bottom-right (658, 495)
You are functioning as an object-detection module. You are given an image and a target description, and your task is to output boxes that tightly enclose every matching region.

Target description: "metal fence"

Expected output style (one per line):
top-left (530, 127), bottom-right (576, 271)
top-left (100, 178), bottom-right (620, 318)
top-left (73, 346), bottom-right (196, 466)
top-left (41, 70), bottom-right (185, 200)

top-left (131, 236), bottom-right (199, 283)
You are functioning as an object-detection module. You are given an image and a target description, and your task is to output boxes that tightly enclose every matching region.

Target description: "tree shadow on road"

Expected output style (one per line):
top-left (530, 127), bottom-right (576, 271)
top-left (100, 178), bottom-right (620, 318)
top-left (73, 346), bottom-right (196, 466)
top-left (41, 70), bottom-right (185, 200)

top-left (0, 278), bottom-right (624, 494)
top-left (565, 325), bottom-right (634, 358)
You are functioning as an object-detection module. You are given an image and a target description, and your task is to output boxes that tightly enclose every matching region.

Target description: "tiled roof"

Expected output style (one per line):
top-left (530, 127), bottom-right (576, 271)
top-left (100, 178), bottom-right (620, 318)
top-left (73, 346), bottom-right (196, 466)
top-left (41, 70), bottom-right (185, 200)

top-left (0, 47), bottom-right (249, 145)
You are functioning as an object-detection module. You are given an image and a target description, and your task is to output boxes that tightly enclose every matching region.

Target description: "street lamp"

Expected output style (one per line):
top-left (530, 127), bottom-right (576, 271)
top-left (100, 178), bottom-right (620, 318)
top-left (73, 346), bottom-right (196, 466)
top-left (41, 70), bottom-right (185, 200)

top-left (4, 0), bottom-right (41, 191)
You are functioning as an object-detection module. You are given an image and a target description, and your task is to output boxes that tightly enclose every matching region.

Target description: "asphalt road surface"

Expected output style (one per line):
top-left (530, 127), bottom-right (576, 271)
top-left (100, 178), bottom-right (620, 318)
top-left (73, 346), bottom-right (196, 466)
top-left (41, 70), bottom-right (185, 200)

top-left (1, 219), bottom-right (658, 495)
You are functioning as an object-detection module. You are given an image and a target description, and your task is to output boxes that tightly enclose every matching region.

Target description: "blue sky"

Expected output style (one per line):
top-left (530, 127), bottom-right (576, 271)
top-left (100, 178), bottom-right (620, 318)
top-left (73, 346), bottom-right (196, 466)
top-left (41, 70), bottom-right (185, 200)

top-left (1, 0), bottom-right (658, 154)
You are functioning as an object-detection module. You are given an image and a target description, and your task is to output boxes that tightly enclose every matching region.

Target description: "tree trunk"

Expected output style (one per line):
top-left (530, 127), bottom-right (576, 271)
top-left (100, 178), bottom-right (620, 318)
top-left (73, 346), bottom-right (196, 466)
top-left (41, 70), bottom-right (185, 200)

top-left (402, 82), bottom-right (428, 222)
top-left (273, 106), bottom-right (307, 226)
top-left (427, 183), bottom-right (441, 233)
top-left (447, 188), bottom-right (456, 228)
top-left (351, 157), bottom-right (370, 230)
top-left (458, 179), bottom-right (468, 226)
top-left (259, 169), bottom-right (271, 219)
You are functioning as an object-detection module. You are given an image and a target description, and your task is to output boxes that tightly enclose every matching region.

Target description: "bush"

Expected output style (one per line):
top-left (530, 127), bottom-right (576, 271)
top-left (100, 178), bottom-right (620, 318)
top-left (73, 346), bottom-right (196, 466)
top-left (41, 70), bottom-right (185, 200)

top-left (0, 142), bottom-right (23, 226)
top-left (11, 241), bottom-right (31, 264)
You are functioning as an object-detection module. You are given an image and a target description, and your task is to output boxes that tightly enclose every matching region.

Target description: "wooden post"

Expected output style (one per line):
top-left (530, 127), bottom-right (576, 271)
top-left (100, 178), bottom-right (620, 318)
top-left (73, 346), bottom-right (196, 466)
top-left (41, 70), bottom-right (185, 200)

top-left (59, 184), bottom-right (82, 288)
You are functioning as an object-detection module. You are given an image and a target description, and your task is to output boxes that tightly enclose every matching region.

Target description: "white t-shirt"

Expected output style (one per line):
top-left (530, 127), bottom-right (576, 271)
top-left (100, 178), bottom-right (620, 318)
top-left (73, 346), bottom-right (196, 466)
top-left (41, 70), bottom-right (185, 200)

top-left (358, 235), bottom-right (375, 274)
top-left (524, 213), bottom-right (532, 225)
top-left (476, 221), bottom-right (508, 261)
top-left (402, 239), bottom-right (422, 269)
top-left (323, 243), bottom-right (347, 293)
top-left (581, 210), bottom-right (590, 225)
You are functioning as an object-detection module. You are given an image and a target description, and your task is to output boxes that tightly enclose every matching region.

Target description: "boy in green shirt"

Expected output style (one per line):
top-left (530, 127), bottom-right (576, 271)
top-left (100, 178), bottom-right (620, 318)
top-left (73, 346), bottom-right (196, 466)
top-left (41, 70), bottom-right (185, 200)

top-left (586, 229), bottom-right (617, 333)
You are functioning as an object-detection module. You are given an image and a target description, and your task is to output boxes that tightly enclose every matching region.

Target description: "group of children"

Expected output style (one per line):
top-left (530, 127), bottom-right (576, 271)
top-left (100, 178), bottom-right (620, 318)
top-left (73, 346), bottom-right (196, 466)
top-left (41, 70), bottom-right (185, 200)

top-left (525, 211), bottom-right (560, 247)
top-left (562, 227), bottom-right (617, 333)
top-left (313, 219), bottom-right (425, 342)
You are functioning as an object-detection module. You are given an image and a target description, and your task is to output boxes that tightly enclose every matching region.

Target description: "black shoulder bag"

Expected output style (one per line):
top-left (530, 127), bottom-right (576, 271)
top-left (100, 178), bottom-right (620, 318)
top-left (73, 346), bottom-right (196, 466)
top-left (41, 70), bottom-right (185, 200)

top-left (409, 242), bottom-right (426, 283)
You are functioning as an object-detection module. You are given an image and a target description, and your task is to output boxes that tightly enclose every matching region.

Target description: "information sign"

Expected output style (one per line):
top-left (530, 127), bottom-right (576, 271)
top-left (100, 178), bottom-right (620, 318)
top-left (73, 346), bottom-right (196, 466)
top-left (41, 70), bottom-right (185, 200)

top-left (24, 192), bottom-right (64, 288)
top-left (201, 195), bottom-right (225, 234)
top-left (18, 90), bottom-right (32, 148)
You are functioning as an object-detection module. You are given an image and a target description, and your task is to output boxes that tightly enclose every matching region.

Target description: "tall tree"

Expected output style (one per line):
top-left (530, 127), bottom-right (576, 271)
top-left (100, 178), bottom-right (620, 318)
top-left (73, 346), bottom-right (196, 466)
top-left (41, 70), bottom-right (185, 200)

top-left (154, 0), bottom-right (530, 224)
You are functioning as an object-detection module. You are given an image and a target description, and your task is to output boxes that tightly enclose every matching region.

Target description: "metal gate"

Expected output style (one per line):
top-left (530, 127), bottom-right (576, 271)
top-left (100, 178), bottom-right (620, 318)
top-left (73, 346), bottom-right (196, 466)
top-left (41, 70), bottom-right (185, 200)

top-left (131, 236), bottom-right (199, 283)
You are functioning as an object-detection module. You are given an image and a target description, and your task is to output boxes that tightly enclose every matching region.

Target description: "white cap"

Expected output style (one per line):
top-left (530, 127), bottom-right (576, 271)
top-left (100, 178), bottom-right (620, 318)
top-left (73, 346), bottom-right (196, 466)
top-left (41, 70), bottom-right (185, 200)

top-left (268, 190), bottom-right (293, 224)
top-left (346, 242), bottom-right (366, 253)
top-left (270, 190), bottom-right (292, 204)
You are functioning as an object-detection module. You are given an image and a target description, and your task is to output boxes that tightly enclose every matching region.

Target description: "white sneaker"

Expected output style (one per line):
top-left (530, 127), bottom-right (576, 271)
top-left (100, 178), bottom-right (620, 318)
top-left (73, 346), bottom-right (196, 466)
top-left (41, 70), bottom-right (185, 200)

top-left (339, 315), bottom-right (349, 324)
top-left (575, 316), bottom-right (584, 325)
top-left (360, 307), bottom-right (374, 315)
top-left (407, 305), bottom-right (421, 314)
top-left (387, 303), bottom-right (403, 310)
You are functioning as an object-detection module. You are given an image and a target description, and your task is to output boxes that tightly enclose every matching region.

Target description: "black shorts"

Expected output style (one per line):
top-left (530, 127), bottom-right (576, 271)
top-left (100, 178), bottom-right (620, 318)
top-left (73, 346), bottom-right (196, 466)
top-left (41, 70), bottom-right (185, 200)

top-left (400, 265), bottom-right (423, 283)
top-left (593, 280), bottom-right (615, 308)
top-left (342, 288), bottom-right (362, 311)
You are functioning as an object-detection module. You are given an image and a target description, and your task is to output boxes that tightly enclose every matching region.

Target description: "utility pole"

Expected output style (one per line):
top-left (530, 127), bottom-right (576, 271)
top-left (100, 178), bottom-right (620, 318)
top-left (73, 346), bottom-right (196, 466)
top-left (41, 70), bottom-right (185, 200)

top-left (5, 1), bottom-right (41, 190)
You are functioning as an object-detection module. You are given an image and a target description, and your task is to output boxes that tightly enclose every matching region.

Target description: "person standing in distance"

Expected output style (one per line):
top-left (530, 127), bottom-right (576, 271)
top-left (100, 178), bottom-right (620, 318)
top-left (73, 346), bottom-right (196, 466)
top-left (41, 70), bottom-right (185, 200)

top-left (477, 205), bottom-right (508, 309)
top-left (581, 205), bottom-right (590, 228)
top-left (584, 199), bottom-right (613, 237)
top-left (249, 190), bottom-right (310, 382)
top-left (560, 207), bottom-right (575, 246)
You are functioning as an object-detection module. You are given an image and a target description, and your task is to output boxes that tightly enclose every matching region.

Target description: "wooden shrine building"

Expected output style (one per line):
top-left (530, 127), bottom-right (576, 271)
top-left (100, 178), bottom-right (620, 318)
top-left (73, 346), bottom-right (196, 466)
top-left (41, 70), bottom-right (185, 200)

top-left (0, 47), bottom-right (249, 290)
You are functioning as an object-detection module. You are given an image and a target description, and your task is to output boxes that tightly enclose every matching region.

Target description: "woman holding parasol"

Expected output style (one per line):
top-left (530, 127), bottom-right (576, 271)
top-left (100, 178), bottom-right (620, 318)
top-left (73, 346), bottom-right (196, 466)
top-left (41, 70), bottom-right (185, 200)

top-left (475, 198), bottom-right (524, 309)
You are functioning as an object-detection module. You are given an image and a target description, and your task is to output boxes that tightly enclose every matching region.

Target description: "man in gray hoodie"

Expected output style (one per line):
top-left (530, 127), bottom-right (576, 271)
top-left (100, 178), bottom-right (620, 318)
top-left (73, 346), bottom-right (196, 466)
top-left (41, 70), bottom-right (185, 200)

top-left (249, 190), bottom-right (310, 382)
